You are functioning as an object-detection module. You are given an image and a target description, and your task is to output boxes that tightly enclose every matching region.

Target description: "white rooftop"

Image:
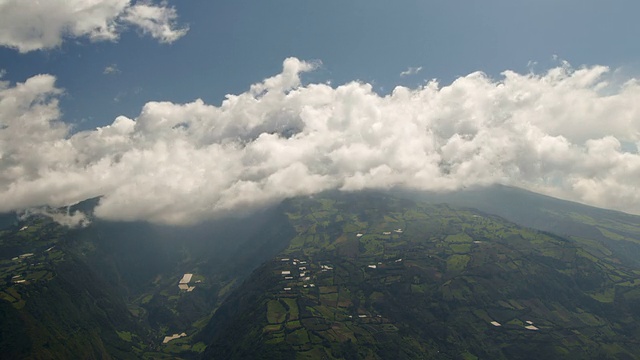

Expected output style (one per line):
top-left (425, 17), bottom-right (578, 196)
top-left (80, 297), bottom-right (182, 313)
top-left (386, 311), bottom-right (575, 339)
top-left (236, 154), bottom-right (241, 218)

top-left (162, 332), bottom-right (187, 344)
top-left (179, 273), bottom-right (193, 284)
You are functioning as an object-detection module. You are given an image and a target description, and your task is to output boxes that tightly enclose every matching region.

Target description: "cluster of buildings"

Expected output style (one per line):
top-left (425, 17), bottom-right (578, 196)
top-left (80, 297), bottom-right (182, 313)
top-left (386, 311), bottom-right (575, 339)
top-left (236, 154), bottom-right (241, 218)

top-left (280, 257), bottom-right (316, 291)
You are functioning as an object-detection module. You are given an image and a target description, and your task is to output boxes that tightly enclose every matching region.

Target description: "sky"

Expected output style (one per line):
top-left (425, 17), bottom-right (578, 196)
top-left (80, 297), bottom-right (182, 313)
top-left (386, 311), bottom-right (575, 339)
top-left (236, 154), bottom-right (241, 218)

top-left (1, 0), bottom-right (640, 226)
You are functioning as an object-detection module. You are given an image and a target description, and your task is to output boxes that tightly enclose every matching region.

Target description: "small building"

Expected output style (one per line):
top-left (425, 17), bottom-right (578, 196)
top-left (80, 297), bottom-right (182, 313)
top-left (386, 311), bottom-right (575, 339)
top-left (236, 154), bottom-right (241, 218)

top-left (179, 274), bottom-right (193, 284)
top-left (162, 332), bottom-right (187, 344)
top-left (178, 274), bottom-right (194, 291)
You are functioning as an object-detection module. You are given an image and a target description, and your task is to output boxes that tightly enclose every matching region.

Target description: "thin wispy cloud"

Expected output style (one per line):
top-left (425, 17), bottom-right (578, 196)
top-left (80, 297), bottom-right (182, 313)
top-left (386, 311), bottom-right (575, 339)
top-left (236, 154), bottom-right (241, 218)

top-left (0, 0), bottom-right (188, 53)
top-left (103, 64), bottom-right (121, 75)
top-left (400, 66), bottom-right (423, 77)
top-left (1, 58), bottom-right (640, 225)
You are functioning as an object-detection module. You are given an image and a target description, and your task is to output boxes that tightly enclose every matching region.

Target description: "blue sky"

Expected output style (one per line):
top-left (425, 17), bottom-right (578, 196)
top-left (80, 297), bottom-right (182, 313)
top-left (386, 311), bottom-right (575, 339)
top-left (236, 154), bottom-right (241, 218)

top-left (3, 0), bottom-right (640, 130)
top-left (2, 0), bottom-right (640, 225)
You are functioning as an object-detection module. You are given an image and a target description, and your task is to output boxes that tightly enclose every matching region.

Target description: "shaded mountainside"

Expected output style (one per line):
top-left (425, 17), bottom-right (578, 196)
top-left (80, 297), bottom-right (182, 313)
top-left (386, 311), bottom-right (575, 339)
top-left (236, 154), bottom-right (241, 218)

top-left (201, 192), bottom-right (640, 360)
top-left (0, 218), bottom-right (144, 359)
top-left (0, 205), bottom-right (296, 359)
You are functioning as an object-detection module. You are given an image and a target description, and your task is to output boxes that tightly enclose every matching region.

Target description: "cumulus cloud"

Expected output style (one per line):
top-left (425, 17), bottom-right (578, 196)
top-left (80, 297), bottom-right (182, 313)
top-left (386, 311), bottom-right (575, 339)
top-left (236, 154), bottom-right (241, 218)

top-left (0, 0), bottom-right (187, 52)
top-left (400, 66), bottom-right (423, 77)
top-left (2, 58), bottom-right (640, 225)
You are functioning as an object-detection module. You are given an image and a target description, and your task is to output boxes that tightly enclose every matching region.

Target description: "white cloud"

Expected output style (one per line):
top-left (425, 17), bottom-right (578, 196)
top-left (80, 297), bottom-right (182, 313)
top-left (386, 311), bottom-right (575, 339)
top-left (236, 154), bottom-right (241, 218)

top-left (19, 207), bottom-right (90, 228)
top-left (0, 0), bottom-right (187, 52)
top-left (2, 58), bottom-right (640, 225)
top-left (122, 1), bottom-right (188, 44)
top-left (104, 64), bottom-right (121, 75)
top-left (400, 66), bottom-right (423, 77)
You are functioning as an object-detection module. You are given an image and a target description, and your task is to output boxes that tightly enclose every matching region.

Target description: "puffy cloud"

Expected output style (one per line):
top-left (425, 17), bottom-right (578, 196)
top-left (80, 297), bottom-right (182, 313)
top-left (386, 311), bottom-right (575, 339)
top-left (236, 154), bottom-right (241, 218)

top-left (0, 0), bottom-right (187, 52)
top-left (2, 58), bottom-right (640, 225)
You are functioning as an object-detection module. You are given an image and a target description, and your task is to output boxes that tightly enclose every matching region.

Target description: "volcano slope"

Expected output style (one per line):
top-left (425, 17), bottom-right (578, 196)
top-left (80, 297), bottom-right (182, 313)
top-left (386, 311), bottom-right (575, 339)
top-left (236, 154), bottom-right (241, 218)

top-left (201, 192), bottom-right (640, 360)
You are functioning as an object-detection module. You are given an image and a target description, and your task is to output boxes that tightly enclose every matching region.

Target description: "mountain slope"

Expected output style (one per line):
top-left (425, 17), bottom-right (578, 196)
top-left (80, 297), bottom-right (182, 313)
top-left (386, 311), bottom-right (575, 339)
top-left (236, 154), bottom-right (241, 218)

top-left (0, 218), bottom-right (145, 359)
top-left (201, 192), bottom-right (640, 360)
top-left (0, 205), bottom-right (297, 359)
top-left (402, 185), bottom-right (640, 267)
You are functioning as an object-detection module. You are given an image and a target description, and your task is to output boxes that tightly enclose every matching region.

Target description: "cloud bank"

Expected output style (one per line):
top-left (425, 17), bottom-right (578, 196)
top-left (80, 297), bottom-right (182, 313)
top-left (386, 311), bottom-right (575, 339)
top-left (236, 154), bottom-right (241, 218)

top-left (2, 58), bottom-right (640, 225)
top-left (0, 0), bottom-right (188, 52)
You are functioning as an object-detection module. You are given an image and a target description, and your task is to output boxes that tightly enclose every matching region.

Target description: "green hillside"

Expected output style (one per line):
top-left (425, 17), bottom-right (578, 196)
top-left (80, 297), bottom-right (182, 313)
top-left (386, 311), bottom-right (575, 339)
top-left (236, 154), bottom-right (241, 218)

top-left (202, 192), bottom-right (640, 359)
top-left (403, 185), bottom-right (640, 268)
